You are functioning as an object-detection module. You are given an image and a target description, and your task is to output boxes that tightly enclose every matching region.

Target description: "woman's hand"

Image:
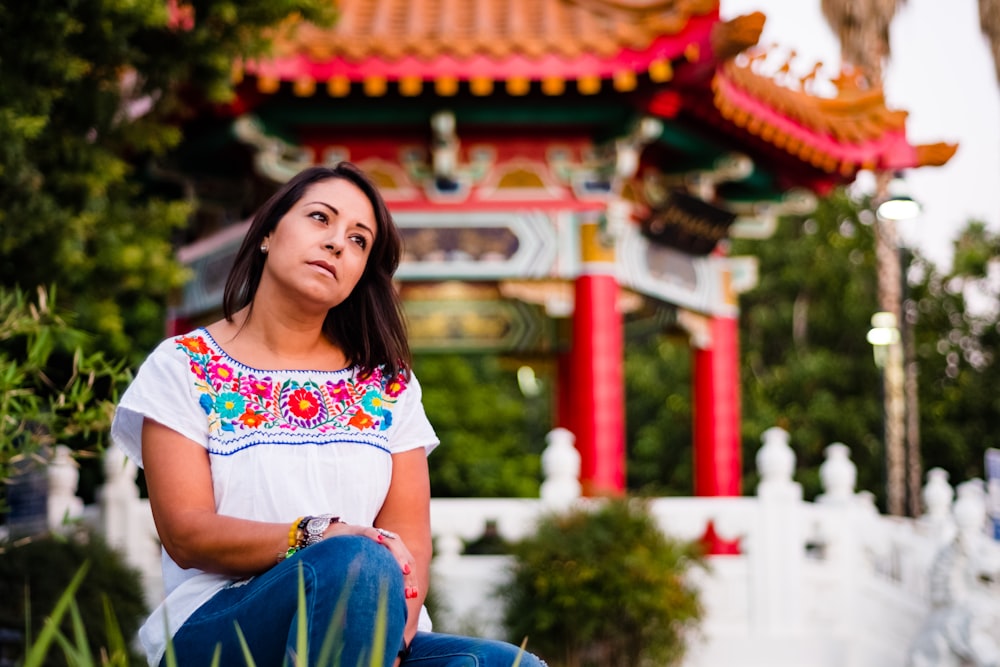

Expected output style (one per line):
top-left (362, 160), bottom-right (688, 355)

top-left (375, 448), bottom-right (433, 657)
top-left (320, 521), bottom-right (420, 601)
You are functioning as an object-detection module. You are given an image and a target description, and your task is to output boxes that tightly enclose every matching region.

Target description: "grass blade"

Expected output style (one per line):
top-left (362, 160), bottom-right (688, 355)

top-left (161, 610), bottom-right (179, 667)
top-left (363, 585), bottom-right (388, 667)
top-left (23, 561), bottom-right (90, 667)
top-left (209, 641), bottom-right (222, 667)
top-left (511, 637), bottom-right (529, 667)
top-left (316, 568), bottom-right (358, 667)
top-left (101, 595), bottom-right (129, 667)
top-left (295, 562), bottom-right (308, 667)
top-left (66, 598), bottom-right (93, 665)
top-left (53, 627), bottom-right (85, 667)
top-left (234, 623), bottom-right (257, 667)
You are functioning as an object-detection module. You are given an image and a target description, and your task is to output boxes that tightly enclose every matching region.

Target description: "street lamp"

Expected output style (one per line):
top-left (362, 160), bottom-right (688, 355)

top-left (876, 173), bottom-right (923, 221)
top-left (871, 171), bottom-right (921, 516)
top-left (866, 311), bottom-right (900, 367)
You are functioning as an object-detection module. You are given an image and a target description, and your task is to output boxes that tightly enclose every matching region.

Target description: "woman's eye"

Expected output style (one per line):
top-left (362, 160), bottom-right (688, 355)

top-left (351, 235), bottom-right (368, 249)
top-left (310, 211), bottom-right (328, 224)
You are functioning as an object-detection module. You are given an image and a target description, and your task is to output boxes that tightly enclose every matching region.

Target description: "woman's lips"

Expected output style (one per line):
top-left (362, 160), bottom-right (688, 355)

top-left (308, 260), bottom-right (337, 278)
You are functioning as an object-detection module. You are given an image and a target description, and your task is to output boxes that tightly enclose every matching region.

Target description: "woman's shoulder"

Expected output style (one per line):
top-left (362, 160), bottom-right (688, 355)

top-left (145, 328), bottom-right (215, 363)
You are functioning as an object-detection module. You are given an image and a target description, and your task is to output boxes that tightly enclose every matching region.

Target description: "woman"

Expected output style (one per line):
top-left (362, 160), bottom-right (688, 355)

top-left (112, 163), bottom-right (545, 667)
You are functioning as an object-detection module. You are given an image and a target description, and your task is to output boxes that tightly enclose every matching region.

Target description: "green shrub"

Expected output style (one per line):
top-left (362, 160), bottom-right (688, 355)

top-left (500, 497), bottom-right (706, 667)
top-left (0, 531), bottom-right (147, 666)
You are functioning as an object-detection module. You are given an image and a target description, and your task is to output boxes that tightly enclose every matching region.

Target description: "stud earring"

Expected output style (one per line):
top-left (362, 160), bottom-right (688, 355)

top-left (260, 242), bottom-right (269, 254)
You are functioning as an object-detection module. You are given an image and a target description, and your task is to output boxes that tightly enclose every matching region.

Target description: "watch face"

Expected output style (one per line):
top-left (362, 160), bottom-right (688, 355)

top-left (306, 517), bottom-right (328, 534)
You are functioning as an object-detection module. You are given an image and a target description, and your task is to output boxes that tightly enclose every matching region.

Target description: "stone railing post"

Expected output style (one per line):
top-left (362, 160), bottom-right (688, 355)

top-left (750, 426), bottom-right (804, 635)
top-left (919, 467), bottom-right (955, 545)
top-left (815, 441), bottom-right (867, 663)
top-left (953, 479), bottom-right (989, 543)
top-left (98, 446), bottom-right (140, 556)
top-left (817, 442), bottom-right (856, 505)
top-left (540, 427), bottom-right (581, 511)
top-left (47, 445), bottom-right (83, 532)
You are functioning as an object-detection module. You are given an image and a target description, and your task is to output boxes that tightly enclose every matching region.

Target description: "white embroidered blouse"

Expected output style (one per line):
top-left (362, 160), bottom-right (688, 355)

top-left (111, 328), bottom-right (438, 666)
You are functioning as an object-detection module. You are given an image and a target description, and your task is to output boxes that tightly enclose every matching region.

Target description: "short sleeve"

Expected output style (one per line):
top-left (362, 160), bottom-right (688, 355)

top-left (111, 338), bottom-right (210, 468)
top-left (387, 372), bottom-right (439, 456)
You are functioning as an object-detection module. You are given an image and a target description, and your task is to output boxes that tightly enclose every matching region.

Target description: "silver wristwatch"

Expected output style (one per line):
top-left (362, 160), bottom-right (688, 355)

top-left (304, 514), bottom-right (340, 546)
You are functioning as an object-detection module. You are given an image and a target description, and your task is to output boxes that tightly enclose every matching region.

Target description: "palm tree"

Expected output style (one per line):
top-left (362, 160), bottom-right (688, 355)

top-left (820, 0), bottom-right (912, 516)
top-left (820, 0), bottom-right (908, 85)
top-left (982, 0), bottom-right (1000, 83)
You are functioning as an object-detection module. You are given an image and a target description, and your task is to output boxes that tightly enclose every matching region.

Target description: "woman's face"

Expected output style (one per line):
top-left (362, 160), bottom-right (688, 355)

top-left (259, 178), bottom-right (377, 313)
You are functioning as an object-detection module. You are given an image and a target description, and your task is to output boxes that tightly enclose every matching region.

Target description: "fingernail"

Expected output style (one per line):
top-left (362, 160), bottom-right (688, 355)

top-left (377, 534), bottom-right (384, 542)
top-left (402, 563), bottom-right (411, 575)
top-left (406, 588), bottom-right (419, 599)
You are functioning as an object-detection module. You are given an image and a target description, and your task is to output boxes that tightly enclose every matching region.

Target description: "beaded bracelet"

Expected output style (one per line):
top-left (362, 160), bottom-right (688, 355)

top-left (280, 515), bottom-right (341, 561)
top-left (281, 516), bottom-right (309, 561)
top-left (288, 516), bottom-right (305, 548)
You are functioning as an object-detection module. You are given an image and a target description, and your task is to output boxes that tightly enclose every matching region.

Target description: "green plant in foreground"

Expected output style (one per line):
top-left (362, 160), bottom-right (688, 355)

top-left (0, 531), bottom-right (147, 666)
top-left (25, 556), bottom-right (527, 667)
top-left (0, 285), bottom-right (130, 504)
top-left (500, 497), bottom-right (706, 667)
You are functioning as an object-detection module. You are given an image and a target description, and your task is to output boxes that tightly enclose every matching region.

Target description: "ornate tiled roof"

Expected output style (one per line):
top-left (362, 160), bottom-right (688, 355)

top-left (706, 49), bottom-right (958, 175)
top-left (241, 0), bottom-right (718, 94)
top-left (230, 2), bottom-right (955, 180)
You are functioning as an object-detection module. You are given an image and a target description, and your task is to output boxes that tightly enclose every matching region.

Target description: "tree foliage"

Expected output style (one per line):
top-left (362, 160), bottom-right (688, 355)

top-left (732, 190), bottom-right (887, 500)
top-left (415, 354), bottom-right (548, 498)
top-left (624, 334), bottom-right (693, 496)
top-left (0, 0), bottom-right (333, 361)
top-left (907, 221), bottom-right (1000, 484)
top-left (0, 286), bottom-right (129, 493)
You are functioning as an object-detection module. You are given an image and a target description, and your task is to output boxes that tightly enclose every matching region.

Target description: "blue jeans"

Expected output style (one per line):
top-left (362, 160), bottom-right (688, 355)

top-left (167, 536), bottom-right (545, 667)
top-left (406, 631), bottom-right (546, 667)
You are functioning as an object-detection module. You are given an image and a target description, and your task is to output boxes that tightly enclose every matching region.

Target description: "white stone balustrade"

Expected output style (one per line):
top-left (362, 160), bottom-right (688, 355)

top-left (42, 427), bottom-right (1000, 667)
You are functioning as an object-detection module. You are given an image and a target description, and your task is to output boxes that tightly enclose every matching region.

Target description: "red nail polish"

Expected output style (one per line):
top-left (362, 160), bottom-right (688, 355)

top-left (377, 534), bottom-right (384, 542)
top-left (402, 563), bottom-right (411, 575)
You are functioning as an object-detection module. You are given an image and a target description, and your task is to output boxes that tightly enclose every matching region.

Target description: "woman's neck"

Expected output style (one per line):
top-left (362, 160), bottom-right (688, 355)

top-left (208, 305), bottom-right (346, 371)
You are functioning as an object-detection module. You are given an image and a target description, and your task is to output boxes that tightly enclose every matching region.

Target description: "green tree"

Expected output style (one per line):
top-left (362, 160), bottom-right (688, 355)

top-left (732, 189), bottom-right (886, 500)
top-left (624, 333), bottom-right (693, 496)
top-left (415, 354), bottom-right (547, 498)
top-left (908, 221), bottom-right (1000, 484)
top-left (0, 0), bottom-right (333, 361)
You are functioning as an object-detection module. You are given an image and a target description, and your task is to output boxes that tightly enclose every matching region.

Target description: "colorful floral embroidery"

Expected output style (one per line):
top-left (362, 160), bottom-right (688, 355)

top-left (178, 336), bottom-right (209, 355)
top-left (177, 333), bottom-right (406, 438)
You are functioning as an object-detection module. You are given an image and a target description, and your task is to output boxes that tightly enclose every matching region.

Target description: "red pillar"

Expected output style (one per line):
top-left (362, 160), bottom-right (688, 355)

top-left (570, 221), bottom-right (626, 496)
top-left (692, 314), bottom-right (742, 497)
top-left (555, 350), bottom-right (574, 432)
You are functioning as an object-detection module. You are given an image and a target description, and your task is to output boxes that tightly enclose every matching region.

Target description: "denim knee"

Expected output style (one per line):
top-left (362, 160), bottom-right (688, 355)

top-left (297, 534), bottom-right (406, 608)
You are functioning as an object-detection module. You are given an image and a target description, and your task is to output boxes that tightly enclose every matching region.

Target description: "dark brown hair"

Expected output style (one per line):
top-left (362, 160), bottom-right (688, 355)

top-left (222, 163), bottom-right (410, 378)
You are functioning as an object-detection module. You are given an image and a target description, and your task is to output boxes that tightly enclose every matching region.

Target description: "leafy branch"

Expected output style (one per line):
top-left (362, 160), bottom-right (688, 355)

top-left (0, 285), bottom-right (130, 486)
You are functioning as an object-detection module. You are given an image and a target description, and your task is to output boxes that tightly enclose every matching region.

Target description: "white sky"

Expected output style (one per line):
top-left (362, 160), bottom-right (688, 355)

top-left (719, 0), bottom-right (1000, 271)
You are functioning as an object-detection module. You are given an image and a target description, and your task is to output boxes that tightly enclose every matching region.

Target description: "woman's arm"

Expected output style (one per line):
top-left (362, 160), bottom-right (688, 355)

top-left (375, 448), bottom-right (433, 650)
top-left (142, 417), bottom-right (291, 576)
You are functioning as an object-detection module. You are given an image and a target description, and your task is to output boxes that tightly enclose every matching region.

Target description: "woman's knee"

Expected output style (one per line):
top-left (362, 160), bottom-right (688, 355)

top-left (298, 535), bottom-right (404, 601)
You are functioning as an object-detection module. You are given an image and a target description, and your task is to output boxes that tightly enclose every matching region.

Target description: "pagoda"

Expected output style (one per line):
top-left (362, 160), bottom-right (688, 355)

top-left (168, 0), bottom-right (956, 500)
